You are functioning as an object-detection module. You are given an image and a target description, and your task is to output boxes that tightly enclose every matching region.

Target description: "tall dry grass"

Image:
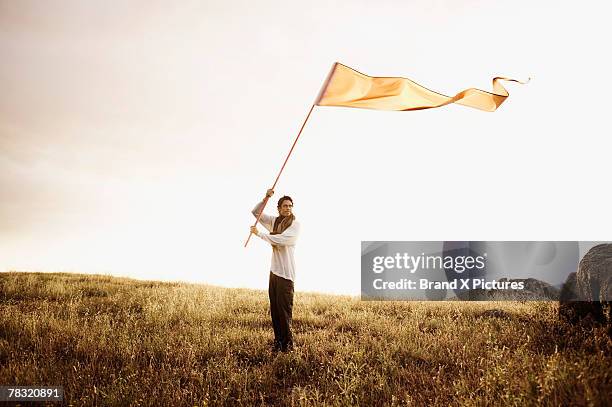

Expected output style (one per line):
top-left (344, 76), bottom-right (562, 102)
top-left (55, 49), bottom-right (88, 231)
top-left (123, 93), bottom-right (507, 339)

top-left (0, 272), bottom-right (610, 406)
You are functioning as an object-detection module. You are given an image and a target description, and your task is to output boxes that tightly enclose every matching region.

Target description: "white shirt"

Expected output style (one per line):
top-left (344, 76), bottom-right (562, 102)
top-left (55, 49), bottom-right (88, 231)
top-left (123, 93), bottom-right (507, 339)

top-left (252, 200), bottom-right (300, 282)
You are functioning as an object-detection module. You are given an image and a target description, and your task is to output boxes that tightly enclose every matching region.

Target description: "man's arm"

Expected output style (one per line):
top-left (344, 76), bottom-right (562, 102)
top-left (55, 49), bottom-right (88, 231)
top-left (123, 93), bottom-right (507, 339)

top-left (251, 189), bottom-right (275, 232)
top-left (253, 222), bottom-right (300, 247)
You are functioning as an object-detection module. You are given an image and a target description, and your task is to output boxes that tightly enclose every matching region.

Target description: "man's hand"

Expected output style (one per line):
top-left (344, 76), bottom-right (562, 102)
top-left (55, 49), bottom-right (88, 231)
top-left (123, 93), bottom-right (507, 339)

top-left (250, 226), bottom-right (259, 236)
top-left (266, 189), bottom-right (274, 198)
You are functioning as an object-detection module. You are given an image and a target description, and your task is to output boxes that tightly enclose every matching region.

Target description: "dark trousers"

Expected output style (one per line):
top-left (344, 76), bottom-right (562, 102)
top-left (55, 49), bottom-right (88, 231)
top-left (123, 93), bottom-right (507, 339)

top-left (268, 272), bottom-right (294, 351)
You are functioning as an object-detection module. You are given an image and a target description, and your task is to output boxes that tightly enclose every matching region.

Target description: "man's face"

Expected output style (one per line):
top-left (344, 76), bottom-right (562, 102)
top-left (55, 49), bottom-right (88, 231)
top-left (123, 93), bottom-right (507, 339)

top-left (278, 199), bottom-right (293, 217)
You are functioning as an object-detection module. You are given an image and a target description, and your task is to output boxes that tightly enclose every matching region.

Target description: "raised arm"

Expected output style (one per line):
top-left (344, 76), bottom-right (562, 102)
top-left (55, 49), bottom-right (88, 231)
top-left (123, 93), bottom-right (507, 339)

top-left (251, 189), bottom-right (275, 232)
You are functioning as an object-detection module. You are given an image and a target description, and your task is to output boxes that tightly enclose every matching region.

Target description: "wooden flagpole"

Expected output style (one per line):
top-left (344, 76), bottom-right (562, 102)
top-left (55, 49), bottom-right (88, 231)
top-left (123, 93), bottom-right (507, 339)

top-left (245, 63), bottom-right (338, 247)
top-left (244, 104), bottom-right (315, 247)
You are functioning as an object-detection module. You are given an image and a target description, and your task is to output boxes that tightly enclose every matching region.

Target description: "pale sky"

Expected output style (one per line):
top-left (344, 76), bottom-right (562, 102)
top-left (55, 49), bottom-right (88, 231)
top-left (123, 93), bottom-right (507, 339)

top-left (1, 0), bottom-right (611, 295)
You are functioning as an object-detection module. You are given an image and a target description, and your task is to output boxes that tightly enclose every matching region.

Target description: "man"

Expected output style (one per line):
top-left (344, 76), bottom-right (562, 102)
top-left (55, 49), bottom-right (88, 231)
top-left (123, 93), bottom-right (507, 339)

top-left (250, 188), bottom-right (300, 352)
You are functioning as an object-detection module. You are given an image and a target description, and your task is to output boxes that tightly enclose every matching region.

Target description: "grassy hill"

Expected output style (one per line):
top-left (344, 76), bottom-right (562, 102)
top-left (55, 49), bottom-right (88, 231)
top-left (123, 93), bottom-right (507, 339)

top-left (0, 272), bottom-right (610, 406)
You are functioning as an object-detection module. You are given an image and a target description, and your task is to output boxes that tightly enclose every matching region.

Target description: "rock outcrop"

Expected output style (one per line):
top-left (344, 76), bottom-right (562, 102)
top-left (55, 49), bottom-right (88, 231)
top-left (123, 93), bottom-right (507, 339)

top-left (559, 244), bottom-right (611, 325)
top-left (576, 244), bottom-right (612, 301)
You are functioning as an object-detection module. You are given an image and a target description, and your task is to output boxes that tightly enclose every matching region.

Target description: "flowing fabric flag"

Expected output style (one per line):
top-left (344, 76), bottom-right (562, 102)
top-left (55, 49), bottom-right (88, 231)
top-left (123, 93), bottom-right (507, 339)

top-left (246, 62), bottom-right (527, 246)
top-left (315, 62), bottom-right (527, 112)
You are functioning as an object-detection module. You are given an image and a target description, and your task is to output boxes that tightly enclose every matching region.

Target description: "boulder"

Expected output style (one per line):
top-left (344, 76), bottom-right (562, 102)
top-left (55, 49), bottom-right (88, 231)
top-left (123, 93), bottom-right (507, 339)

top-left (576, 244), bottom-right (612, 301)
top-left (559, 244), bottom-right (611, 325)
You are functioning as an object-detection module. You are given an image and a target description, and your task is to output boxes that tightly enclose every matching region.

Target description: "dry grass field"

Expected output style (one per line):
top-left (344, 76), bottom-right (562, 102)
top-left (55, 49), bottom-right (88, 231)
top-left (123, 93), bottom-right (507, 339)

top-left (0, 272), bottom-right (610, 406)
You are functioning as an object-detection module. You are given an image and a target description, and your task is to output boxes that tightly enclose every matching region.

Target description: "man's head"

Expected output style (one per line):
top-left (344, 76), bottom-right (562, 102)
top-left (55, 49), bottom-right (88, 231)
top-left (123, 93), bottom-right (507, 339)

top-left (277, 196), bottom-right (293, 218)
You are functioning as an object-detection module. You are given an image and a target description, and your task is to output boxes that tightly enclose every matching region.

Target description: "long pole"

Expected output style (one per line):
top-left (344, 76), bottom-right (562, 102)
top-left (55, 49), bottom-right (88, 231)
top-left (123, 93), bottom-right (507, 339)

top-left (244, 62), bottom-right (338, 248)
top-left (244, 103), bottom-right (316, 247)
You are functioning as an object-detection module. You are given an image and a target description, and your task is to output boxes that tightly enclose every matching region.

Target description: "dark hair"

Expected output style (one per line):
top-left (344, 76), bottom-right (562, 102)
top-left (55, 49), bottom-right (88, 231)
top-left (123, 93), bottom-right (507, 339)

top-left (277, 196), bottom-right (293, 207)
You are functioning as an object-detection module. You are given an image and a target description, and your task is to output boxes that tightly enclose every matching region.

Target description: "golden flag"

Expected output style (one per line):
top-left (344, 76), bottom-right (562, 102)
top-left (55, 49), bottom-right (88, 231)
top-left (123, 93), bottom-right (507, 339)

top-left (315, 63), bottom-right (527, 112)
